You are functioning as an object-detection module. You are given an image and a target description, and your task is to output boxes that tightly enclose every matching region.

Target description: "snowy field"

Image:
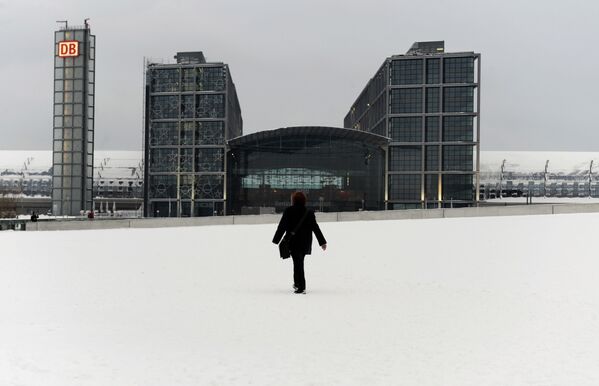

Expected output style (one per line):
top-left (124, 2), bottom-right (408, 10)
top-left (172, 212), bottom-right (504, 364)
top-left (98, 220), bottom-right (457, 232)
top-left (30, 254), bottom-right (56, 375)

top-left (2, 213), bottom-right (599, 386)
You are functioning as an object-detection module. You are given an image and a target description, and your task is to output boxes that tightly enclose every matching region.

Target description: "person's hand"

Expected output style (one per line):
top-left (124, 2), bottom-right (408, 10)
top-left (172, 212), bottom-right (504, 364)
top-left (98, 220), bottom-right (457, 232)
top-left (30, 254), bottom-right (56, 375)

top-left (321, 244), bottom-right (327, 251)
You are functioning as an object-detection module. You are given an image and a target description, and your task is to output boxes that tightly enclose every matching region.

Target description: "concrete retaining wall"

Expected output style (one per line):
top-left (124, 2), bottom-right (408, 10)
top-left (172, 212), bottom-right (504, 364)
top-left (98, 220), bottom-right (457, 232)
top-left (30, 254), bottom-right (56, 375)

top-left (24, 203), bottom-right (599, 232)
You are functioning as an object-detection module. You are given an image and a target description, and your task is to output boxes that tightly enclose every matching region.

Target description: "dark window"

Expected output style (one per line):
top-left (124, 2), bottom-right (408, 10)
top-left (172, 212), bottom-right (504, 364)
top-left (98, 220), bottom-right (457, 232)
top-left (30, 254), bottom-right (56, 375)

top-left (389, 174), bottom-right (421, 200)
top-left (443, 87), bottom-right (474, 113)
top-left (426, 87), bottom-right (440, 113)
top-left (444, 57), bottom-right (474, 83)
top-left (389, 117), bottom-right (422, 142)
top-left (426, 58), bottom-right (440, 84)
top-left (426, 116), bottom-right (440, 142)
top-left (442, 145), bottom-right (473, 171)
top-left (443, 116), bottom-right (473, 141)
top-left (425, 146), bottom-right (439, 171)
top-left (442, 174), bottom-right (473, 200)
top-left (390, 88), bottom-right (422, 114)
top-left (391, 59), bottom-right (423, 85)
top-left (389, 146), bottom-right (422, 172)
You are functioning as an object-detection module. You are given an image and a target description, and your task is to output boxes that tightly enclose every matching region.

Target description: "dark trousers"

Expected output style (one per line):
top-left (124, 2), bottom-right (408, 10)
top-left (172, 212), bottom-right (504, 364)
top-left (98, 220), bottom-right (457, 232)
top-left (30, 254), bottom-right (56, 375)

top-left (292, 252), bottom-right (306, 290)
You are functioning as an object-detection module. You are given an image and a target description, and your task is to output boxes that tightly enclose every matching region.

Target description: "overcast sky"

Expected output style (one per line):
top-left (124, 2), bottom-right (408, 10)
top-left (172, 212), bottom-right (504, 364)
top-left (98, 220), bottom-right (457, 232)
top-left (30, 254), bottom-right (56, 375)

top-left (0, 0), bottom-right (598, 151)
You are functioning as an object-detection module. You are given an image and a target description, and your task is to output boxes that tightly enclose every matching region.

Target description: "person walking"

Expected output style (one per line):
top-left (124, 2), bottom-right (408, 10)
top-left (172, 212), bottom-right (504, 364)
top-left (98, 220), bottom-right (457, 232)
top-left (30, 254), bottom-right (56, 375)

top-left (272, 191), bottom-right (327, 294)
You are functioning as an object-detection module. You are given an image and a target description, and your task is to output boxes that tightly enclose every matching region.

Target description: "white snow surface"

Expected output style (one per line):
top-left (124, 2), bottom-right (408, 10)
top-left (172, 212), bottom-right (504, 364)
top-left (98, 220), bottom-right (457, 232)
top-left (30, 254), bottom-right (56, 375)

top-left (2, 214), bottom-right (599, 385)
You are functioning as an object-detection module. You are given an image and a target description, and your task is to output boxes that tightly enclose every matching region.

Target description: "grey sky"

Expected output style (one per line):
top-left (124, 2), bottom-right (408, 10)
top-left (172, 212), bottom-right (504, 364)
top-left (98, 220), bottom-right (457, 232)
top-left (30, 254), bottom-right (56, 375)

top-left (0, 0), bottom-right (598, 151)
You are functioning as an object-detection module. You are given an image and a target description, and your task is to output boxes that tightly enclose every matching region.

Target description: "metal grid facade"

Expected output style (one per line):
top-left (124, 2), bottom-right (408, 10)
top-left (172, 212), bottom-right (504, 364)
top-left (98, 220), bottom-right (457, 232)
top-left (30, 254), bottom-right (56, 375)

top-left (52, 26), bottom-right (95, 215)
top-left (143, 53), bottom-right (242, 217)
top-left (344, 42), bottom-right (480, 209)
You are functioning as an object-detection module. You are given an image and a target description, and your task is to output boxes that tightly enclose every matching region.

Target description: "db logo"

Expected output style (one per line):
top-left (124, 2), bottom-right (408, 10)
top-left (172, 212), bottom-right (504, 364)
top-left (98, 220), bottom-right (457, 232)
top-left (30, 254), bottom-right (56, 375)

top-left (58, 41), bottom-right (79, 57)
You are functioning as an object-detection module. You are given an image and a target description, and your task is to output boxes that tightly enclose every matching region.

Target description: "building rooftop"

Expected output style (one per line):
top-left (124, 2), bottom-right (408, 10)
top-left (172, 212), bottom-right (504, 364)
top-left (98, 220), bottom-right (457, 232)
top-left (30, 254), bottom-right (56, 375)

top-left (406, 41), bottom-right (445, 55)
top-left (175, 52), bottom-right (206, 64)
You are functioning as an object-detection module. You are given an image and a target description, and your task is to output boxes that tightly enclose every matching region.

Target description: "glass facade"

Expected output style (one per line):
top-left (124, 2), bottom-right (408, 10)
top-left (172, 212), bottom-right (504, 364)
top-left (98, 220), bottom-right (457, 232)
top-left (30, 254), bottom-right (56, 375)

top-left (228, 128), bottom-right (387, 214)
top-left (344, 42), bottom-right (480, 209)
top-left (144, 52), bottom-right (242, 217)
top-left (52, 26), bottom-right (95, 215)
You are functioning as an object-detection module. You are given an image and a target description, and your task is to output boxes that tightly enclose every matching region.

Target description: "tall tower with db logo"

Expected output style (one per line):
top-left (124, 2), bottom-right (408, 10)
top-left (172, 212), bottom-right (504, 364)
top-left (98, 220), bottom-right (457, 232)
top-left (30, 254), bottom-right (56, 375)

top-left (52, 20), bottom-right (95, 216)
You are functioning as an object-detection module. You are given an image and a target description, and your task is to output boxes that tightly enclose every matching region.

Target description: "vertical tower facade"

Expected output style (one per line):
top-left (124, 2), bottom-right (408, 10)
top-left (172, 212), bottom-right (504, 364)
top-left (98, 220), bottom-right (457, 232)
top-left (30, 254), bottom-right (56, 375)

top-left (52, 21), bottom-right (95, 216)
top-left (143, 52), bottom-right (242, 217)
top-left (344, 41), bottom-right (480, 209)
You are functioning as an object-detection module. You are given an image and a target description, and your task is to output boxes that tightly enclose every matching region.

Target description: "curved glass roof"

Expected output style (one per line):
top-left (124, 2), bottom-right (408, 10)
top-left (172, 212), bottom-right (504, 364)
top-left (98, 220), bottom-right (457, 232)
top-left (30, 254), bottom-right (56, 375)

top-left (228, 126), bottom-right (390, 148)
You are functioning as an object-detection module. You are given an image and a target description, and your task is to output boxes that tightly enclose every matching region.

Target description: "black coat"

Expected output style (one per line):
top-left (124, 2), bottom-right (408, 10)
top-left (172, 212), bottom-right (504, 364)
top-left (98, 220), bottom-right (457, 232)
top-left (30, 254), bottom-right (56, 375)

top-left (272, 205), bottom-right (327, 255)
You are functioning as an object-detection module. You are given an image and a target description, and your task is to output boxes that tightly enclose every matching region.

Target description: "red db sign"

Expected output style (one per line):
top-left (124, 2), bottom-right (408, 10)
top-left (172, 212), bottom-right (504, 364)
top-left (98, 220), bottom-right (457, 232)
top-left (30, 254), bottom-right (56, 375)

top-left (58, 41), bottom-right (79, 57)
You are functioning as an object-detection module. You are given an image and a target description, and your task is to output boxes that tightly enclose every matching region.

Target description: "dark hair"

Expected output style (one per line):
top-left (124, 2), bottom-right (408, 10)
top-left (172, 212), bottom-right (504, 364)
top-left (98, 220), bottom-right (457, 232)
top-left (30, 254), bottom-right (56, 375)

top-left (291, 191), bottom-right (306, 206)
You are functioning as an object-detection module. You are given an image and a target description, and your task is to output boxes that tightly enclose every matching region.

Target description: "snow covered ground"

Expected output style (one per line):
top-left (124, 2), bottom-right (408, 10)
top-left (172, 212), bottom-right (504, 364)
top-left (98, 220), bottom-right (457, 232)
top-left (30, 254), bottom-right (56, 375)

top-left (2, 213), bottom-right (599, 385)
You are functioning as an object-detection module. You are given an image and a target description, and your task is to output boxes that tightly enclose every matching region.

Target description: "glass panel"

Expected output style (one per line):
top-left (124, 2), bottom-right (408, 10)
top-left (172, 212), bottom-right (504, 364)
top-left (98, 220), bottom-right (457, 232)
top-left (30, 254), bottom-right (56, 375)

top-left (442, 174), bottom-right (473, 200)
top-left (195, 175), bottom-right (224, 199)
top-left (390, 88), bottom-right (422, 114)
top-left (389, 117), bottom-right (422, 142)
top-left (195, 148), bottom-right (224, 172)
top-left (150, 122), bottom-right (179, 146)
top-left (180, 149), bottom-right (194, 172)
top-left (180, 122), bottom-right (194, 145)
top-left (196, 94), bottom-right (225, 118)
top-left (425, 146), bottom-right (439, 171)
top-left (181, 95), bottom-right (195, 118)
top-left (425, 174), bottom-right (438, 200)
top-left (389, 174), bottom-right (421, 200)
top-left (426, 58), bottom-right (440, 84)
top-left (442, 145), bottom-right (473, 171)
top-left (389, 146), bottom-right (422, 172)
top-left (443, 116), bottom-right (473, 141)
top-left (196, 121), bottom-right (225, 145)
top-left (425, 117), bottom-right (440, 142)
top-left (150, 148), bottom-right (178, 172)
top-left (150, 68), bottom-right (180, 92)
top-left (444, 57), bottom-right (474, 83)
top-left (149, 175), bottom-right (177, 198)
top-left (443, 87), bottom-right (474, 113)
top-left (390, 59), bottom-right (423, 85)
top-left (150, 95), bottom-right (179, 119)
top-left (196, 67), bottom-right (225, 91)
top-left (425, 87), bottom-right (440, 113)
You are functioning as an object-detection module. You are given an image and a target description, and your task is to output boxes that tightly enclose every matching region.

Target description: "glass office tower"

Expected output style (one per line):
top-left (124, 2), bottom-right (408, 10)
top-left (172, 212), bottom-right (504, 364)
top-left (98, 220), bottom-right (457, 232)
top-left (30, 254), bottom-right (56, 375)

top-left (52, 21), bottom-right (95, 216)
top-left (344, 41), bottom-right (480, 209)
top-left (144, 52), bottom-right (242, 217)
